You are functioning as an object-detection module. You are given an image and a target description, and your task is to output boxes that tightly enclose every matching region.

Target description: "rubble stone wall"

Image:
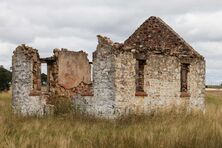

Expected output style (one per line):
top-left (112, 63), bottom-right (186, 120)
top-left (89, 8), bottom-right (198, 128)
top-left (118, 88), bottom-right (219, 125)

top-left (144, 54), bottom-right (182, 111)
top-left (189, 59), bottom-right (205, 110)
top-left (113, 52), bottom-right (137, 115)
top-left (114, 53), bottom-right (205, 116)
top-left (114, 53), bottom-right (180, 115)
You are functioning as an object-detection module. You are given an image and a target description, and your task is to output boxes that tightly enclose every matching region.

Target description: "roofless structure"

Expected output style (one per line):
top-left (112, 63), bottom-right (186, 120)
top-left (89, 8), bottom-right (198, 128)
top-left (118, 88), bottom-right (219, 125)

top-left (12, 16), bottom-right (205, 118)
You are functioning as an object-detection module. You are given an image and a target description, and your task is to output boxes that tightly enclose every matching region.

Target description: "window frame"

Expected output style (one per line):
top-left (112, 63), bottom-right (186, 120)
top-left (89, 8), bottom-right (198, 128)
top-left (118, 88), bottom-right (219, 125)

top-left (180, 63), bottom-right (190, 97)
top-left (135, 59), bottom-right (147, 96)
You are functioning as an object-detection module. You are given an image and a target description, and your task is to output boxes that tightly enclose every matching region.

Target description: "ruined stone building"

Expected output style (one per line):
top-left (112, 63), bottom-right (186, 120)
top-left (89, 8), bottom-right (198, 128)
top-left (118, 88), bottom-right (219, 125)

top-left (12, 16), bottom-right (205, 118)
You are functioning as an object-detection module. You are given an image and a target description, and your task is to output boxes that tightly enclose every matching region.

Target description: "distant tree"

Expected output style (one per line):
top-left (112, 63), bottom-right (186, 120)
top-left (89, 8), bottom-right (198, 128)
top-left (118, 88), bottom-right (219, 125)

top-left (0, 66), bottom-right (12, 92)
top-left (41, 73), bottom-right (47, 85)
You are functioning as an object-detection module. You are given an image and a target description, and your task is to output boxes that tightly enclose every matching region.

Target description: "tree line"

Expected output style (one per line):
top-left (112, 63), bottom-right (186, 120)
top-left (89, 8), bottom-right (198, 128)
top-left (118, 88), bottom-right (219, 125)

top-left (0, 66), bottom-right (48, 92)
top-left (0, 66), bottom-right (12, 92)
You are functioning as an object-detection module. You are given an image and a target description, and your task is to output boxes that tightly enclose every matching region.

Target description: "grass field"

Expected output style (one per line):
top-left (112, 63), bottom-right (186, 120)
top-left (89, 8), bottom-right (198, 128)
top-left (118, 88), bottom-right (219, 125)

top-left (0, 91), bottom-right (222, 148)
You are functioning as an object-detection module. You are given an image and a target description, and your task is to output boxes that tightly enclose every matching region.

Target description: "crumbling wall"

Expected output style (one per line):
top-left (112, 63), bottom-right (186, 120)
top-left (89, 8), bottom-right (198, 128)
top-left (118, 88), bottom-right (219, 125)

top-left (12, 45), bottom-right (46, 115)
top-left (73, 36), bottom-right (117, 118)
top-left (54, 49), bottom-right (92, 97)
top-left (45, 49), bottom-right (59, 96)
top-left (43, 49), bottom-right (93, 99)
top-left (47, 61), bottom-right (57, 93)
top-left (57, 49), bottom-right (91, 89)
top-left (91, 36), bottom-right (116, 117)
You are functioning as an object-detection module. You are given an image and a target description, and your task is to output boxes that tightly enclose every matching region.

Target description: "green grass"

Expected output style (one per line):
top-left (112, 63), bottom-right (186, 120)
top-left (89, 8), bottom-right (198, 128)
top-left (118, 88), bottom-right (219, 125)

top-left (0, 91), bottom-right (222, 148)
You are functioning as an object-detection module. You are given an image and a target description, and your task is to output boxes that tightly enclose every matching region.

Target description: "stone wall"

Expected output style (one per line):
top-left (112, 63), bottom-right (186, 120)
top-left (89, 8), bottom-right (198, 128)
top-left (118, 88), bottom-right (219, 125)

top-left (113, 51), bottom-right (136, 115)
top-left (189, 59), bottom-right (205, 110)
top-left (144, 55), bottom-right (182, 111)
top-left (12, 45), bottom-right (46, 115)
top-left (114, 53), bottom-right (184, 115)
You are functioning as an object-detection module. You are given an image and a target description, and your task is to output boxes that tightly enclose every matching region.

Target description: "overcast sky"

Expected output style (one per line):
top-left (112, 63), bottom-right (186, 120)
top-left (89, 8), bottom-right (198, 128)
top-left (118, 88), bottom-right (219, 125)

top-left (0, 0), bottom-right (222, 84)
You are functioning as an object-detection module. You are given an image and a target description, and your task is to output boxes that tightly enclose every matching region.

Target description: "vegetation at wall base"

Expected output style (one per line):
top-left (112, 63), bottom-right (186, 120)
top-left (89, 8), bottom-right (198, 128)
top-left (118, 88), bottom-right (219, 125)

top-left (0, 91), bottom-right (222, 148)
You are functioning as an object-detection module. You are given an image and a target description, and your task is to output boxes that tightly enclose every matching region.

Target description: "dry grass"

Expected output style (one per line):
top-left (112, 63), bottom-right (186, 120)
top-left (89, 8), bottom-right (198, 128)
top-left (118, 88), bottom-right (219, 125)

top-left (0, 91), bottom-right (222, 148)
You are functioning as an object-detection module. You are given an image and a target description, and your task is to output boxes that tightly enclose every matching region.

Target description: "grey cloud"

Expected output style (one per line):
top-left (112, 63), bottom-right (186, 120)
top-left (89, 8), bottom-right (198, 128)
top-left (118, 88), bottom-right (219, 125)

top-left (0, 0), bottom-right (222, 84)
top-left (167, 12), bottom-right (222, 43)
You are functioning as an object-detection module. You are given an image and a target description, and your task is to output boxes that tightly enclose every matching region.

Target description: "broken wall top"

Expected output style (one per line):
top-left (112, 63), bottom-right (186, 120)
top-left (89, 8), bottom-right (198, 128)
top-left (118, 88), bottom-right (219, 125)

top-left (13, 44), bottom-right (40, 60)
top-left (124, 16), bottom-right (204, 59)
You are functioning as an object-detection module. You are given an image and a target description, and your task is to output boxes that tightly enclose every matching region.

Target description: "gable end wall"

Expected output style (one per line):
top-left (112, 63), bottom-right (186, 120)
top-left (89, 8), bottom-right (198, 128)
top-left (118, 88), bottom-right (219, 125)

top-left (114, 52), bottom-right (205, 115)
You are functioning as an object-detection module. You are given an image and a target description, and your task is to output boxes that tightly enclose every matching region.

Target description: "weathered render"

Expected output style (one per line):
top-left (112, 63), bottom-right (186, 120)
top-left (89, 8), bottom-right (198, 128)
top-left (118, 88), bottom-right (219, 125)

top-left (12, 16), bottom-right (205, 118)
top-left (12, 45), bottom-right (46, 115)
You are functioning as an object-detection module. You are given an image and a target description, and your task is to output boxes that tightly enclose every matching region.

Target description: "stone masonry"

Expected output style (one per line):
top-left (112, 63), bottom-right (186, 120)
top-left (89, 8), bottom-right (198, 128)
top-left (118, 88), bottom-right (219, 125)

top-left (12, 16), bottom-right (205, 118)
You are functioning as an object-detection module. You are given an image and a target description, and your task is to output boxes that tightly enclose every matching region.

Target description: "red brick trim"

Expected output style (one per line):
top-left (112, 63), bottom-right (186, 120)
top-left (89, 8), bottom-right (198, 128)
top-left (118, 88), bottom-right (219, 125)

top-left (81, 92), bottom-right (94, 96)
top-left (29, 91), bottom-right (42, 96)
top-left (180, 92), bottom-right (190, 97)
top-left (135, 91), bottom-right (148, 96)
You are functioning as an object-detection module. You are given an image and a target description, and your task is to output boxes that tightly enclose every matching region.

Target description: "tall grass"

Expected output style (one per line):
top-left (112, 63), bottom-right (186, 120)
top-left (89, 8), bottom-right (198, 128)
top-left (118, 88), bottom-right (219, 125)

top-left (0, 91), bottom-right (222, 148)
